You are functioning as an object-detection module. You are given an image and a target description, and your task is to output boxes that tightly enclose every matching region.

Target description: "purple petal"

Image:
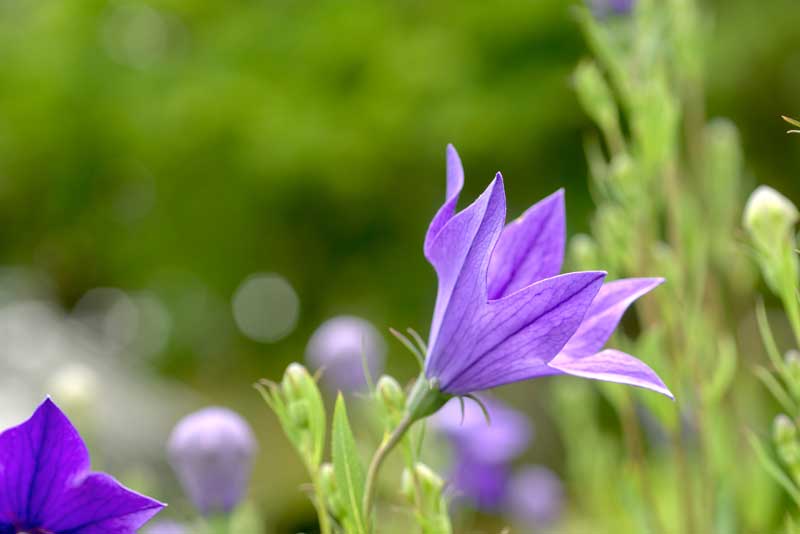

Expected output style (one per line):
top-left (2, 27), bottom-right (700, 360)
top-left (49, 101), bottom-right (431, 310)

top-left (558, 278), bottom-right (664, 359)
top-left (424, 144), bottom-right (466, 256)
top-left (424, 174), bottom-right (506, 371)
top-left (548, 348), bottom-right (674, 398)
top-left (0, 398), bottom-right (164, 533)
top-left (435, 271), bottom-right (606, 394)
top-left (44, 473), bottom-right (166, 534)
top-left (487, 189), bottom-right (566, 299)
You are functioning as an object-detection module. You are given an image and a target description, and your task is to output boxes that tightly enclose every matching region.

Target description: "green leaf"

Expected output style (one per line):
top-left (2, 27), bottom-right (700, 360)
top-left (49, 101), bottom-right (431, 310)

top-left (332, 394), bottom-right (368, 534)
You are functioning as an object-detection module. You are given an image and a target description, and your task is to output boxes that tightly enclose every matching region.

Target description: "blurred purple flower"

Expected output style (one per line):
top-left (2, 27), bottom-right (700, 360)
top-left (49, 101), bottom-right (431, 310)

top-left (0, 398), bottom-right (164, 533)
top-left (144, 520), bottom-right (188, 534)
top-left (305, 315), bottom-right (386, 392)
top-left (450, 457), bottom-right (511, 510)
top-left (433, 397), bottom-right (532, 464)
top-left (168, 407), bottom-right (257, 516)
top-left (507, 466), bottom-right (565, 529)
top-left (432, 397), bottom-right (531, 510)
top-left (588, 0), bottom-right (635, 17)
top-left (422, 145), bottom-right (671, 398)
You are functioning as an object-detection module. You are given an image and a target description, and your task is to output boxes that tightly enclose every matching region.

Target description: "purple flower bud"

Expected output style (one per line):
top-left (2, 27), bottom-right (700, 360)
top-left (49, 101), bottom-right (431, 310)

top-left (305, 315), bottom-right (386, 392)
top-left (450, 455), bottom-right (510, 511)
top-left (507, 466), bottom-right (565, 529)
top-left (145, 520), bottom-right (189, 534)
top-left (588, 0), bottom-right (635, 16)
top-left (168, 407), bottom-right (257, 516)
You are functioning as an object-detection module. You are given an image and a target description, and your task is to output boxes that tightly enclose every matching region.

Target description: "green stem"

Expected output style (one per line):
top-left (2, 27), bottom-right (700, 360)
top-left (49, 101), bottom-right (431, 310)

top-left (363, 414), bottom-right (416, 525)
top-left (311, 470), bottom-right (333, 534)
top-left (206, 515), bottom-right (229, 534)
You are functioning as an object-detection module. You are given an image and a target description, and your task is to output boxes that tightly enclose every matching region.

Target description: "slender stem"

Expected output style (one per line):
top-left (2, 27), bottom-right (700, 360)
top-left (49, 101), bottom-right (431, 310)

top-left (311, 470), bottom-right (333, 534)
top-left (206, 515), bottom-right (229, 534)
top-left (363, 414), bottom-right (416, 524)
top-left (401, 436), bottom-right (424, 512)
top-left (620, 395), bottom-right (665, 534)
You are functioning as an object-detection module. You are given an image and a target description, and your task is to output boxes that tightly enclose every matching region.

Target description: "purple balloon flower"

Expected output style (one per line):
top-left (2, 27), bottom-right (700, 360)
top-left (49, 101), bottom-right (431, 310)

top-left (168, 407), bottom-right (257, 516)
top-left (0, 398), bottom-right (164, 534)
top-left (432, 397), bottom-right (532, 510)
top-left (420, 145), bottom-right (671, 399)
top-left (588, 0), bottom-right (635, 17)
top-left (305, 315), bottom-right (386, 392)
top-left (433, 397), bottom-right (532, 465)
top-left (144, 521), bottom-right (188, 534)
top-left (450, 457), bottom-right (511, 510)
top-left (507, 466), bottom-right (565, 529)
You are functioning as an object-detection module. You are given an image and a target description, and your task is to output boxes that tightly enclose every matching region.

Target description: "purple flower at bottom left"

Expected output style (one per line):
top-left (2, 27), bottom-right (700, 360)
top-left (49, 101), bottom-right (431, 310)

top-left (0, 398), bottom-right (165, 534)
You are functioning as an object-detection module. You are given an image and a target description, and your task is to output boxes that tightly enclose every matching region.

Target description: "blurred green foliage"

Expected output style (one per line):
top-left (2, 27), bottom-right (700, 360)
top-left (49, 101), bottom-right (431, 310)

top-left (1, 0), bottom-right (800, 530)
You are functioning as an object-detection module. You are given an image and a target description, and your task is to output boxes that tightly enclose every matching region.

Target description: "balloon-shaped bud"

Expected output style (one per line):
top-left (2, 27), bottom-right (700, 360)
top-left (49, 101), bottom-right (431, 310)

top-left (168, 407), bottom-right (257, 516)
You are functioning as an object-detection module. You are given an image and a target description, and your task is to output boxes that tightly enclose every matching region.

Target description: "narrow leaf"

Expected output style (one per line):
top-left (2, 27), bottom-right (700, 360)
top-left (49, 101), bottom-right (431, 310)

top-left (756, 300), bottom-right (787, 376)
top-left (754, 366), bottom-right (797, 416)
top-left (332, 394), bottom-right (367, 534)
top-left (748, 431), bottom-right (800, 507)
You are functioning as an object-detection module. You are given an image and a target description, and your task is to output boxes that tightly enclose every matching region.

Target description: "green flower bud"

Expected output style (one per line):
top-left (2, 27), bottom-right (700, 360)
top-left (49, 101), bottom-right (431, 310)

top-left (743, 186), bottom-right (799, 293)
top-left (744, 186), bottom-right (799, 247)
top-left (774, 414), bottom-right (797, 445)
top-left (376, 375), bottom-right (406, 421)
top-left (774, 414), bottom-right (800, 468)
top-left (786, 350), bottom-right (800, 390)
top-left (319, 462), bottom-right (347, 520)
top-left (414, 462), bottom-right (444, 495)
top-left (282, 362), bottom-right (310, 401)
top-left (258, 362), bottom-right (326, 471)
top-left (319, 462), bottom-right (336, 494)
top-left (288, 400), bottom-right (310, 429)
top-left (400, 467), bottom-right (416, 504)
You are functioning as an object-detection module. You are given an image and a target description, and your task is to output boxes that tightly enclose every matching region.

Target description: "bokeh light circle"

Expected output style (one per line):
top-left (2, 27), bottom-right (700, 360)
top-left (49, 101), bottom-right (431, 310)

top-left (231, 273), bottom-right (299, 343)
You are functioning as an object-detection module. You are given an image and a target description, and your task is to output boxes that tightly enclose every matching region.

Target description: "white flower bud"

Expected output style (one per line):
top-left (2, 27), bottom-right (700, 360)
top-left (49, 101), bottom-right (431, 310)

top-left (744, 186), bottom-right (799, 240)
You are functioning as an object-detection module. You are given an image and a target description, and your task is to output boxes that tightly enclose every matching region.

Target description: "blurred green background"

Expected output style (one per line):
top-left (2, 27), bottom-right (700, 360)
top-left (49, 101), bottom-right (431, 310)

top-left (1, 0), bottom-right (799, 530)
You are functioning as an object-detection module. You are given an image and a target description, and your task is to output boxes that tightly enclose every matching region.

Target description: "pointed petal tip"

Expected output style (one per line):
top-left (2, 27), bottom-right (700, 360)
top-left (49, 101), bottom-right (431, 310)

top-left (549, 348), bottom-right (673, 400)
top-left (490, 173), bottom-right (506, 196)
top-left (38, 396), bottom-right (62, 414)
top-left (647, 381), bottom-right (675, 400)
top-left (633, 276), bottom-right (667, 291)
